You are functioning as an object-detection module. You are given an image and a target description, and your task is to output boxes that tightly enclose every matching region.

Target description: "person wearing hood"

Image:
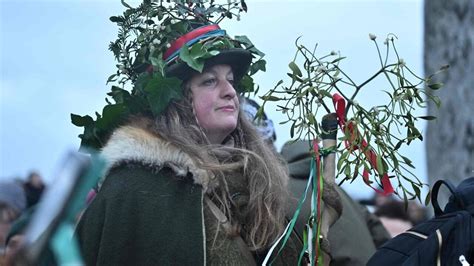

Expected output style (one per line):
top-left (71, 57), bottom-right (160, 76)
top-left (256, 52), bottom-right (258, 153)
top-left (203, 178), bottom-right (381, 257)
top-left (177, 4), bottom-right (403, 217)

top-left (0, 181), bottom-right (26, 254)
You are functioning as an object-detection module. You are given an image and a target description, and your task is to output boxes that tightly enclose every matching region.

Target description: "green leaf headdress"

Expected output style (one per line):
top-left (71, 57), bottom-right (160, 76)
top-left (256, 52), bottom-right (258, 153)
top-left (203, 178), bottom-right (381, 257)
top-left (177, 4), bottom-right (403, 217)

top-left (71, 0), bottom-right (265, 151)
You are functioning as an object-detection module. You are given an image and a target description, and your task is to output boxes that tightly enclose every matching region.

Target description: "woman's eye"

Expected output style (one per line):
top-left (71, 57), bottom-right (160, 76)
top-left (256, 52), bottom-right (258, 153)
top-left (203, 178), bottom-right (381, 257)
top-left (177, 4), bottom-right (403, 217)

top-left (202, 78), bottom-right (216, 86)
top-left (228, 79), bottom-right (235, 86)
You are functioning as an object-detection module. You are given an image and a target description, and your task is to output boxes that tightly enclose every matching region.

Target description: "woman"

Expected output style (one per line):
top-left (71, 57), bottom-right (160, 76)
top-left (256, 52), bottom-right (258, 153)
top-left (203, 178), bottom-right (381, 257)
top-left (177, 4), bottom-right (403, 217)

top-left (76, 22), bottom-right (295, 265)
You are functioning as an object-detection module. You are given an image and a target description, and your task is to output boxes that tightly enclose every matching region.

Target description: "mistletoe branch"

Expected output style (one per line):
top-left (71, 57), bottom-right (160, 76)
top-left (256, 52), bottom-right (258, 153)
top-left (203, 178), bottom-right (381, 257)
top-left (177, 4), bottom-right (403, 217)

top-left (258, 33), bottom-right (446, 202)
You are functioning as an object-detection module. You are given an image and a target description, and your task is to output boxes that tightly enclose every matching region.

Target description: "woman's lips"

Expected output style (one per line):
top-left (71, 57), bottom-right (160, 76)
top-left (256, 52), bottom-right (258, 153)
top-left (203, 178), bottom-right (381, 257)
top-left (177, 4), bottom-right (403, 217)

top-left (217, 105), bottom-right (236, 112)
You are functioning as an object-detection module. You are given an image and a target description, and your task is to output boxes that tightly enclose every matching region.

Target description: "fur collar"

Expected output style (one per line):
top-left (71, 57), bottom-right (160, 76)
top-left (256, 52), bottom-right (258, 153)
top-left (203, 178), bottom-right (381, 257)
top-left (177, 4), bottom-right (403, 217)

top-left (99, 124), bottom-right (211, 190)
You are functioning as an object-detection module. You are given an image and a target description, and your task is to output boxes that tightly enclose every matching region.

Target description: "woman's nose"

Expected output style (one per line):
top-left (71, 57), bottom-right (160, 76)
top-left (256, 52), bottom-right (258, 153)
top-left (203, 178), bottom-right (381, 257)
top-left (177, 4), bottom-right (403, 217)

top-left (221, 80), bottom-right (236, 99)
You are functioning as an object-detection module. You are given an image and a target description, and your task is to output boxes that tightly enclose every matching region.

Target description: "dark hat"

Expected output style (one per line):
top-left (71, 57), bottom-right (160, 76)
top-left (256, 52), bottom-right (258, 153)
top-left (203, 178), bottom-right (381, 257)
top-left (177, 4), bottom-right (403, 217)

top-left (0, 182), bottom-right (26, 213)
top-left (162, 24), bottom-right (252, 81)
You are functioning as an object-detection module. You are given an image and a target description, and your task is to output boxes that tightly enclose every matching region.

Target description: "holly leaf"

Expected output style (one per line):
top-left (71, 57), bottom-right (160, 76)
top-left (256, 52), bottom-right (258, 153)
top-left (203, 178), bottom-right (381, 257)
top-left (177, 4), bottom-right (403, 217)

top-left (144, 74), bottom-right (183, 116)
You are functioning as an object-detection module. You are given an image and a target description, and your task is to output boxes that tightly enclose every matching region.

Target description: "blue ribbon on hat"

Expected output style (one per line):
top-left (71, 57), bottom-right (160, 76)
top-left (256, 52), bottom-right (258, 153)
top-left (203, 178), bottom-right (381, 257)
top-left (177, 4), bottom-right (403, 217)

top-left (164, 29), bottom-right (227, 64)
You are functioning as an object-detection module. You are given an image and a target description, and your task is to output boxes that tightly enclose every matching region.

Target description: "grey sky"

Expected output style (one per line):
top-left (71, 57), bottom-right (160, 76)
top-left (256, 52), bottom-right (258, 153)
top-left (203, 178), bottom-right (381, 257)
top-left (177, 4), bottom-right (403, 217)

top-left (1, 0), bottom-right (425, 199)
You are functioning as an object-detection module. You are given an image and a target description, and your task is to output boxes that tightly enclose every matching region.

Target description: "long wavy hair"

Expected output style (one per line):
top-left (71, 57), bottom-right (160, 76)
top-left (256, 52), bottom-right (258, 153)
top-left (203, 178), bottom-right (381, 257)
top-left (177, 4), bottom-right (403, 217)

top-left (135, 86), bottom-right (289, 251)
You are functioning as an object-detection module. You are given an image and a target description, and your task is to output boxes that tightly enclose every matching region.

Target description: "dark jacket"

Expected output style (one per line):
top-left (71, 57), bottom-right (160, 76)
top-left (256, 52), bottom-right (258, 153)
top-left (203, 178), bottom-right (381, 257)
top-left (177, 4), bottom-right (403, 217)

top-left (76, 123), bottom-right (298, 265)
top-left (281, 140), bottom-right (390, 266)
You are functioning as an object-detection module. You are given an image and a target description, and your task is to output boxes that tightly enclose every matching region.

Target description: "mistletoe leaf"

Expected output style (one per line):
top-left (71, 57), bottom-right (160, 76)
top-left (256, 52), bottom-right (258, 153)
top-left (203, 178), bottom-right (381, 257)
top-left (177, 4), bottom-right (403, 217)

top-left (417, 115), bottom-right (437, 121)
top-left (394, 140), bottom-right (403, 150)
top-left (120, 0), bottom-right (132, 9)
top-left (319, 90), bottom-right (332, 98)
top-left (290, 121), bottom-right (296, 138)
top-left (107, 74), bottom-right (118, 84)
top-left (109, 16), bottom-right (125, 23)
top-left (241, 0), bottom-right (248, 12)
top-left (289, 61), bottom-right (302, 77)
top-left (428, 83), bottom-right (443, 90)
top-left (260, 95), bottom-right (281, 101)
top-left (331, 56), bottom-right (346, 64)
top-left (412, 182), bottom-right (421, 202)
top-left (376, 155), bottom-right (385, 176)
top-left (401, 155), bottom-right (415, 168)
top-left (424, 190), bottom-right (431, 206)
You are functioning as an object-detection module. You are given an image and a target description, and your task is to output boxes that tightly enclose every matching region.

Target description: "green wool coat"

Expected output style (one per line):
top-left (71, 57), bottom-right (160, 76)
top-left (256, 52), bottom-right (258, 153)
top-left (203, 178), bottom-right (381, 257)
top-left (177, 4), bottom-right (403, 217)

top-left (77, 165), bottom-right (206, 265)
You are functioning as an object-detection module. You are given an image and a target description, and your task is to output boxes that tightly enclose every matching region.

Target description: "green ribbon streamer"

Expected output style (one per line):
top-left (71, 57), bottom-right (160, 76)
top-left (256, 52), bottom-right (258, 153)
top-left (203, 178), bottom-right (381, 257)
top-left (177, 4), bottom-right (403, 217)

top-left (51, 223), bottom-right (84, 265)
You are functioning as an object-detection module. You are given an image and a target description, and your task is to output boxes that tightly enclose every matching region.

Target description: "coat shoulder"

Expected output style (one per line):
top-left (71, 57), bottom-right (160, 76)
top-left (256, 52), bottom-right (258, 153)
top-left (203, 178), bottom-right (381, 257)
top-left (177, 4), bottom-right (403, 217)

top-left (99, 124), bottom-right (211, 190)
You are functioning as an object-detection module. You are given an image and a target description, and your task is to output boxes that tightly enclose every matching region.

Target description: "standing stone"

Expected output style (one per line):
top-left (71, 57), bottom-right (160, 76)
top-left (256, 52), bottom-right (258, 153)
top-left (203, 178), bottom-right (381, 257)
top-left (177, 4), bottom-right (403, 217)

top-left (425, 0), bottom-right (474, 204)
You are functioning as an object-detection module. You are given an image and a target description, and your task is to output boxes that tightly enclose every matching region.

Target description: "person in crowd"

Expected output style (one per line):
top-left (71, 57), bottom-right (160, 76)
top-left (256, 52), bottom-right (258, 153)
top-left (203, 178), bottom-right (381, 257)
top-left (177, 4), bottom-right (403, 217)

top-left (75, 21), bottom-right (298, 265)
top-left (2, 207), bottom-right (57, 266)
top-left (374, 199), bottom-right (414, 238)
top-left (0, 182), bottom-right (26, 257)
top-left (22, 171), bottom-right (45, 208)
top-left (406, 200), bottom-right (428, 225)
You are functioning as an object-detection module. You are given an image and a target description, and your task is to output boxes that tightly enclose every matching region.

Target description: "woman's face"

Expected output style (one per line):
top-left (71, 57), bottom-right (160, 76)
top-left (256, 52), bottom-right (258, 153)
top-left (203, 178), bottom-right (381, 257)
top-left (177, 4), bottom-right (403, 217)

top-left (188, 64), bottom-right (239, 144)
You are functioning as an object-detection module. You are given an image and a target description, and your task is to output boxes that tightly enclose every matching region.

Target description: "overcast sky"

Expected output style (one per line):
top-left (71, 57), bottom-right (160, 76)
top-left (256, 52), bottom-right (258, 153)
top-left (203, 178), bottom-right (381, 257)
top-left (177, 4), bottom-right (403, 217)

top-left (1, 0), bottom-right (425, 199)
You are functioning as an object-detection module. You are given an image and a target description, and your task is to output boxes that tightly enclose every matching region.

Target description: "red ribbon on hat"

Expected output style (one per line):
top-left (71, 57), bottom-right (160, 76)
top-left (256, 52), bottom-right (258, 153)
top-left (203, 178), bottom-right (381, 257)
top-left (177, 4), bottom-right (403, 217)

top-left (163, 24), bottom-right (221, 61)
top-left (332, 93), bottom-right (394, 195)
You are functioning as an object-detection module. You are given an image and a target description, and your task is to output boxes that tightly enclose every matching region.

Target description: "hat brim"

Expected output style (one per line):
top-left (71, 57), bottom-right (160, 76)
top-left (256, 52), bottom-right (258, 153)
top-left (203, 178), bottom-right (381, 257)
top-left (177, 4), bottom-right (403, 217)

top-left (165, 48), bottom-right (252, 81)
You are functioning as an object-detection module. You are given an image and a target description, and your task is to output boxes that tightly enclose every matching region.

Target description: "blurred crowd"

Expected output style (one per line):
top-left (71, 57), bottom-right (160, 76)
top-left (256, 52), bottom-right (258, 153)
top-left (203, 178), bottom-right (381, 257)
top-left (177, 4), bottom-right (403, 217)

top-left (370, 193), bottom-right (428, 238)
top-left (0, 164), bottom-right (430, 265)
top-left (0, 172), bottom-right (45, 265)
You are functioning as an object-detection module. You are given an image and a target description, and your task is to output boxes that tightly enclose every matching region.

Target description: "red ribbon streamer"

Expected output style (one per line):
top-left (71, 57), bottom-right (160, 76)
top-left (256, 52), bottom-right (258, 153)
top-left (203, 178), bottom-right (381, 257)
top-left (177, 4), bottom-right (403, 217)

top-left (163, 24), bottom-right (220, 60)
top-left (332, 93), bottom-right (394, 195)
